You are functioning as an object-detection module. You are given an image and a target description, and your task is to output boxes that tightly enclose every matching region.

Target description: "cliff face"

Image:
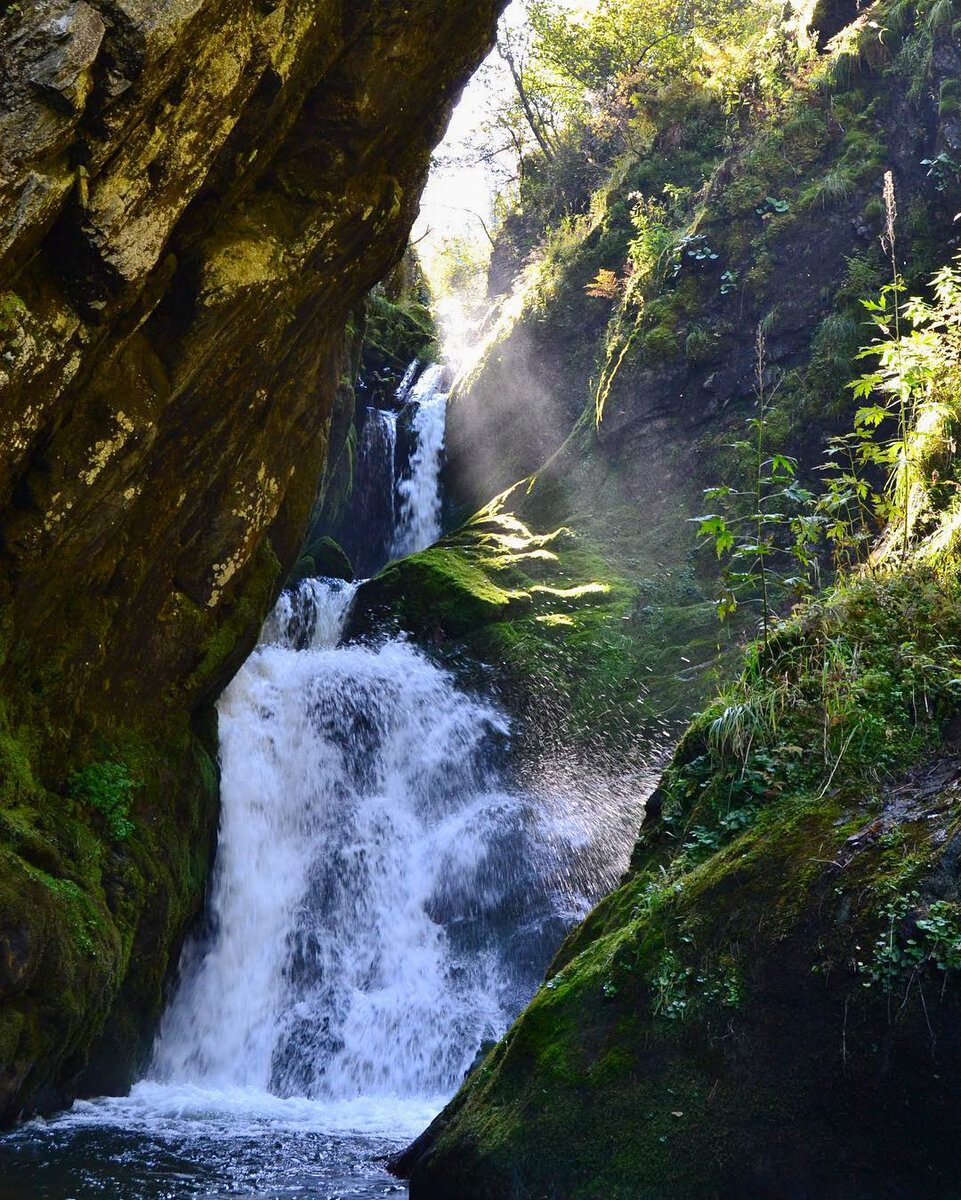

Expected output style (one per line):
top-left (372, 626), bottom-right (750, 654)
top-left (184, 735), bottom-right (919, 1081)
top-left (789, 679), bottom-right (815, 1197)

top-left (354, 0), bottom-right (961, 764)
top-left (0, 0), bottom-right (504, 1122)
top-left (373, 2), bottom-right (961, 1195)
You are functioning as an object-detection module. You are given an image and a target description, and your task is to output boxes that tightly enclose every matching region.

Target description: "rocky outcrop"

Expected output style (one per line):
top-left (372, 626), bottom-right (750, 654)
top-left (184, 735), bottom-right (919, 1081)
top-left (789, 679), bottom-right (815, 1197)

top-left (400, 570), bottom-right (961, 1200)
top-left (385, 2), bottom-right (961, 1195)
top-left (0, 0), bottom-right (504, 1122)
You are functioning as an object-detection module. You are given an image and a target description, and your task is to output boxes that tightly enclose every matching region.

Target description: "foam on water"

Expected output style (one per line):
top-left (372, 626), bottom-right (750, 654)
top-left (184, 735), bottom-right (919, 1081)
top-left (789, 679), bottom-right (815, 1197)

top-left (55, 1080), bottom-right (445, 1141)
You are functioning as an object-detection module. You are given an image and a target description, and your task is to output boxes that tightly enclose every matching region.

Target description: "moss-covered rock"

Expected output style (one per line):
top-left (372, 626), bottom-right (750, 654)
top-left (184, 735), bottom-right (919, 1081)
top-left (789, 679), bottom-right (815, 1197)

top-left (348, 478), bottom-right (735, 757)
top-left (0, 691), bottom-right (219, 1118)
top-left (288, 537), bottom-right (355, 587)
top-left (401, 569), bottom-right (961, 1198)
top-left (387, 4), bottom-right (961, 1193)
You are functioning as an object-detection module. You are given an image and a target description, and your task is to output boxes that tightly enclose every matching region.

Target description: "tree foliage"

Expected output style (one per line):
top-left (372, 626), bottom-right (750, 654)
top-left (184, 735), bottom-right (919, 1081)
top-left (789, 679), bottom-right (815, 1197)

top-left (528, 0), bottom-right (765, 95)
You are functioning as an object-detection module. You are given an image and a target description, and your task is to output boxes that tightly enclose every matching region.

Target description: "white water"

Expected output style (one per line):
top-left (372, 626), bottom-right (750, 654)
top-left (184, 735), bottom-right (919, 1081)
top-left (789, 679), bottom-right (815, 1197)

top-left (336, 360), bottom-right (446, 576)
top-left (155, 582), bottom-right (526, 1101)
top-left (140, 360), bottom-right (636, 1128)
top-left (136, 571), bottom-right (645, 1145)
top-left (392, 364), bottom-right (449, 559)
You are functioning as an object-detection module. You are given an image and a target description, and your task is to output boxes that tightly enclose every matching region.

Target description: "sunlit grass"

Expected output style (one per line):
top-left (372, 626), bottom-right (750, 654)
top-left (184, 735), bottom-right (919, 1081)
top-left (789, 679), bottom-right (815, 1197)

top-left (530, 583), bottom-right (611, 599)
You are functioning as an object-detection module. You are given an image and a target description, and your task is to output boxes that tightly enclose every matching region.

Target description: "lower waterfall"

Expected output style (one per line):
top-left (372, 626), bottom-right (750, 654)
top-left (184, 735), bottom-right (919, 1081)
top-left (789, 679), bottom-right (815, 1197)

top-left (153, 578), bottom-right (595, 1103)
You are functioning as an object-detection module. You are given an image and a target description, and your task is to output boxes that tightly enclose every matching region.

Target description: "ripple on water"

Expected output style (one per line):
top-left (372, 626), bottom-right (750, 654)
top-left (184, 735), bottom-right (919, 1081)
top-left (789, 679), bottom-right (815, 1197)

top-left (0, 1083), bottom-right (432, 1199)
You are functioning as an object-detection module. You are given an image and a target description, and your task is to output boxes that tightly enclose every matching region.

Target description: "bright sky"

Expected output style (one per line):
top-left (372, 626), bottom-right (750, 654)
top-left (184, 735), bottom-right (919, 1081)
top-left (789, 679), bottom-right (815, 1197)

top-left (413, 0), bottom-right (599, 279)
top-left (412, 6), bottom-right (520, 257)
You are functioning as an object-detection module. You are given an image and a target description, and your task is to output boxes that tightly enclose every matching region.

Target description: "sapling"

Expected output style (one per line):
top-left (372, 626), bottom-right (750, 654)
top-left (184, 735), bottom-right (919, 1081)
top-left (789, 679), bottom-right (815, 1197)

top-left (695, 320), bottom-right (817, 646)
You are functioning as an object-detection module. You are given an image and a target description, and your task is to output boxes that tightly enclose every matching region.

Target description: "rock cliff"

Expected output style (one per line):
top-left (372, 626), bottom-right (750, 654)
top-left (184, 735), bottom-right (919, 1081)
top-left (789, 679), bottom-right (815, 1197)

top-left (0, 0), bottom-right (504, 1122)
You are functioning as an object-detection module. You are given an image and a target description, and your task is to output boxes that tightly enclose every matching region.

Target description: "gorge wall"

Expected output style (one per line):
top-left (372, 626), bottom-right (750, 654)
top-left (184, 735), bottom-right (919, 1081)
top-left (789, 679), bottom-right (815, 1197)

top-left (352, 0), bottom-right (961, 763)
top-left (0, 0), bottom-right (505, 1123)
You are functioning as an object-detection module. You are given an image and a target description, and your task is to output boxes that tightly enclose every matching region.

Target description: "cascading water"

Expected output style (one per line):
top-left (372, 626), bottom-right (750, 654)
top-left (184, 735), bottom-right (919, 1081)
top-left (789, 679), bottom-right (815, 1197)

top-left (152, 578), bottom-right (579, 1104)
top-left (327, 359), bottom-right (446, 579)
top-left (0, 361), bottom-right (654, 1200)
top-left (392, 364), bottom-right (449, 559)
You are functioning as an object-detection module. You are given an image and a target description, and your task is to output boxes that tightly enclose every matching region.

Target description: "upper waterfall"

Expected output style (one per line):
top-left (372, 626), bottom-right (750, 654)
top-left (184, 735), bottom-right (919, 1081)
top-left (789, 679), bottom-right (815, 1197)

top-left (392, 364), bottom-right (449, 559)
top-left (326, 360), bottom-right (450, 578)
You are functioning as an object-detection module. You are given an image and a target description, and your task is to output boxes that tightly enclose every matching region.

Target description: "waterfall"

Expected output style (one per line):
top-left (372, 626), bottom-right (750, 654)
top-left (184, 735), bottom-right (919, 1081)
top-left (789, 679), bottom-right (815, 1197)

top-left (393, 364), bottom-right (448, 559)
top-left (332, 361), bottom-right (448, 578)
top-left (151, 579), bottom-right (624, 1107)
top-left (146, 359), bottom-right (644, 1115)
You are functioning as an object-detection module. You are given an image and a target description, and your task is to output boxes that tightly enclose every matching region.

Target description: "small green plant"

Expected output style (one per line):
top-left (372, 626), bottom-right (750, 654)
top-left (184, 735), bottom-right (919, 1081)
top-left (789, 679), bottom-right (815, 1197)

top-left (755, 195), bottom-right (790, 218)
top-left (695, 324), bottom-right (818, 640)
top-left (685, 324), bottom-right (716, 361)
top-left (801, 168), bottom-right (854, 209)
top-left (68, 761), bottom-right (137, 842)
top-left (921, 152), bottom-right (961, 193)
top-left (628, 192), bottom-right (673, 281)
top-left (719, 269), bottom-right (739, 296)
top-left (651, 950), bottom-right (693, 1020)
top-left (858, 893), bottom-right (961, 1003)
top-left (671, 233), bottom-right (718, 277)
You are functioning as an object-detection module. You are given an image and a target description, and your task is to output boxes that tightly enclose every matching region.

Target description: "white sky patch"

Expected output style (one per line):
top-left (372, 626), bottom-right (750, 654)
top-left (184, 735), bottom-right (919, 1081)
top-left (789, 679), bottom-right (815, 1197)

top-left (412, 8), bottom-right (519, 258)
top-left (413, 0), bottom-right (599, 285)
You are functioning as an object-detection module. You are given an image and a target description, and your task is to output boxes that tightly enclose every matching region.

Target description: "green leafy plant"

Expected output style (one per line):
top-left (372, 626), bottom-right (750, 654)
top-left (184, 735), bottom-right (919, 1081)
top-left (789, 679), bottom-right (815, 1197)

top-left (827, 185), bottom-right (961, 568)
top-left (755, 194), bottom-right (789, 218)
top-left (921, 152), bottom-right (961, 193)
top-left (651, 950), bottom-right (694, 1020)
top-left (695, 324), bottom-right (818, 641)
top-left (671, 232), bottom-right (719, 277)
top-left (719, 269), bottom-right (739, 295)
top-left (68, 761), bottom-right (137, 843)
top-left (858, 893), bottom-right (961, 1005)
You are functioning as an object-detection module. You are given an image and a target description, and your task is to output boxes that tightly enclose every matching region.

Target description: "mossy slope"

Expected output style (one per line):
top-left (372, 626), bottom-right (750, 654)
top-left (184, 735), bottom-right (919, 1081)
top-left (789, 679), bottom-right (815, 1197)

top-left (403, 568), bottom-right (961, 1199)
top-left (348, 474), bottom-right (735, 756)
top-left (436, 0), bottom-right (961, 748)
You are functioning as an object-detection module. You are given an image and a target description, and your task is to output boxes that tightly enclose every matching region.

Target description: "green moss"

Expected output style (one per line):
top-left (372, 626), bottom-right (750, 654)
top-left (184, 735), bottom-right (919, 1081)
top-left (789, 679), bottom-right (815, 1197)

top-left (351, 468), bottom-right (740, 755)
top-left (642, 324), bottom-right (680, 360)
top-left (410, 560), bottom-right (961, 1197)
top-left (684, 323), bottom-right (717, 362)
top-left (0, 663), bottom-right (220, 1112)
top-left (68, 762), bottom-right (137, 843)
